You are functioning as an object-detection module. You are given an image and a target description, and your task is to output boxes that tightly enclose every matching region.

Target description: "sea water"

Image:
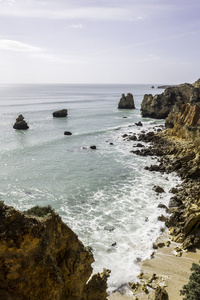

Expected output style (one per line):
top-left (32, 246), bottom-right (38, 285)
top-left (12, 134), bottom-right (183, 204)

top-left (0, 84), bottom-right (181, 292)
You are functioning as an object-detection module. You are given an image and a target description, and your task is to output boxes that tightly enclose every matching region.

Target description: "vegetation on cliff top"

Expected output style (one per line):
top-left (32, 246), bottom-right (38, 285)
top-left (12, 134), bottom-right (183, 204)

top-left (180, 261), bottom-right (200, 300)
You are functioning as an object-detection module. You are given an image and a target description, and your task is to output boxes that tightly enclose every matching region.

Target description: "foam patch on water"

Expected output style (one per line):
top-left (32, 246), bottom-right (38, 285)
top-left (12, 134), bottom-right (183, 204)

top-left (59, 123), bottom-right (181, 292)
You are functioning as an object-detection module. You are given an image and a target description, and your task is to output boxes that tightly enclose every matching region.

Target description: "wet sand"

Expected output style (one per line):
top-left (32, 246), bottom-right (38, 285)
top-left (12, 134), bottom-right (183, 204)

top-left (108, 231), bottom-right (200, 299)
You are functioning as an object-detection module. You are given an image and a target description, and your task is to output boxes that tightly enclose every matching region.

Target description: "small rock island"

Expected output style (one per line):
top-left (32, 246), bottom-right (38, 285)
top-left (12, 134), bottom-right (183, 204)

top-left (13, 115), bottom-right (29, 130)
top-left (52, 109), bottom-right (68, 118)
top-left (118, 93), bottom-right (135, 109)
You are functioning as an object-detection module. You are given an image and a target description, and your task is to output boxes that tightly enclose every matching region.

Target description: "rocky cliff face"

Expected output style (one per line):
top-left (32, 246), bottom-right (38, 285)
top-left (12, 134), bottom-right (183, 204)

top-left (0, 203), bottom-right (109, 300)
top-left (170, 103), bottom-right (200, 141)
top-left (136, 101), bottom-right (200, 251)
top-left (141, 79), bottom-right (200, 120)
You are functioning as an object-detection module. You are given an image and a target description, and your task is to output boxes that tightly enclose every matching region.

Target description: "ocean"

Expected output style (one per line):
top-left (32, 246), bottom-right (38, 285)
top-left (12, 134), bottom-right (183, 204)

top-left (0, 84), bottom-right (181, 292)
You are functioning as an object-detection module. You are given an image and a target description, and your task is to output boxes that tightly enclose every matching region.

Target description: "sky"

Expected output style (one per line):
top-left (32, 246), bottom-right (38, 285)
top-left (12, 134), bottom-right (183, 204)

top-left (0, 0), bottom-right (200, 84)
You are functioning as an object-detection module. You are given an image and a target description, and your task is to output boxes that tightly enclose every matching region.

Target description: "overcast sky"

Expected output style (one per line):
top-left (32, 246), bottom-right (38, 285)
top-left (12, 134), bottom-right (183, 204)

top-left (0, 0), bottom-right (200, 84)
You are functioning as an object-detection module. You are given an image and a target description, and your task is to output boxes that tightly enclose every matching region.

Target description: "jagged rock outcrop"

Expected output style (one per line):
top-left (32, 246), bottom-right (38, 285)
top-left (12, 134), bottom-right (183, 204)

top-left (53, 109), bottom-right (68, 118)
top-left (13, 115), bottom-right (29, 130)
top-left (131, 101), bottom-right (200, 250)
top-left (118, 93), bottom-right (135, 109)
top-left (0, 203), bottom-right (109, 300)
top-left (170, 103), bottom-right (200, 141)
top-left (154, 286), bottom-right (168, 300)
top-left (141, 79), bottom-right (200, 120)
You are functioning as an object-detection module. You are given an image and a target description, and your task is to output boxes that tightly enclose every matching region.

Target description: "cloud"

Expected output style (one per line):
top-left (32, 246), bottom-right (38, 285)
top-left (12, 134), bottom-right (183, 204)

top-left (69, 23), bottom-right (84, 29)
top-left (0, 39), bottom-right (86, 64)
top-left (0, 2), bottom-right (144, 21)
top-left (0, 39), bottom-right (41, 52)
top-left (0, 0), bottom-right (15, 5)
top-left (31, 52), bottom-right (84, 64)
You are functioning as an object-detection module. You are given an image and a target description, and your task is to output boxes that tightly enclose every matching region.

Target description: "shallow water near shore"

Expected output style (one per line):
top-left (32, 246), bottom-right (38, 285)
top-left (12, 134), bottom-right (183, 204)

top-left (0, 84), bottom-right (181, 292)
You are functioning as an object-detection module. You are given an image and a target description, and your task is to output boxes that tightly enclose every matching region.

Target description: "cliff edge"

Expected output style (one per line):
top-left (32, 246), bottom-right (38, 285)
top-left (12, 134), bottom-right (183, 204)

top-left (0, 203), bottom-right (109, 300)
top-left (141, 78), bottom-right (200, 119)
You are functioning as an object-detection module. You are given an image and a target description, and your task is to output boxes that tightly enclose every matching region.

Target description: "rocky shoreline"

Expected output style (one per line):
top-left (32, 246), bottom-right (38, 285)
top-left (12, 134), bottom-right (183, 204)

top-left (2, 80), bottom-right (200, 299)
top-left (109, 81), bottom-right (200, 299)
top-left (110, 120), bottom-right (200, 299)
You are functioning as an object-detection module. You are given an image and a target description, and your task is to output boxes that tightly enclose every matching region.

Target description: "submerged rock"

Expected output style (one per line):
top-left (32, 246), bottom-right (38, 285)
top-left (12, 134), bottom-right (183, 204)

top-left (53, 109), bottom-right (68, 118)
top-left (13, 114), bottom-right (29, 130)
top-left (0, 202), bottom-right (109, 300)
top-left (118, 93), bottom-right (135, 109)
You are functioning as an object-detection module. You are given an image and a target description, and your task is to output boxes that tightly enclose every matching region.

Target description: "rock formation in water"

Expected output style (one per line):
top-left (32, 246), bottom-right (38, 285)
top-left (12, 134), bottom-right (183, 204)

top-left (141, 79), bottom-right (200, 120)
top-left (13, 114), bottom-right (29, 130)
top-left (118, 93), bottom-right (135, 109)
top-left (0, 203), bottom-right (110, 300)
top-left (64, 131), bottom-right (72, 135)
top-left (53, 109), bottom-right (68, 118)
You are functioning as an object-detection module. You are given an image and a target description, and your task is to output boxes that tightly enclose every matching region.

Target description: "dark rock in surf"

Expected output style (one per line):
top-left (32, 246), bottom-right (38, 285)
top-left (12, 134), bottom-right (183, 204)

top-left (64, 131), bottom-right (72, 136)
top-left (135, 143), bottom-right (144, 148)
top-left (153, 186), bottom-right (165, 193)
top-left (90, 146), bottom-right (97, 150)
top-left (53, 109), bottom-right (68, 118)
top-left (13, 115), bottom-right (29, 130)
top-left (104, 225), bottom-right (115, 232)
top-left (135, 121), bottom-right (143, 126)
top-left (118, 93), bottom-right (135, 109)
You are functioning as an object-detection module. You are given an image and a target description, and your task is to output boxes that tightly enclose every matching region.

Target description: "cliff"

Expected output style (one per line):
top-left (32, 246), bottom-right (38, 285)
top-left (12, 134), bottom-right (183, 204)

top-left (141, 78), bottom-right (200, 120)
top-left (137, 101), bottom-right (200, 251)
top-left (0, 203), bottom-right (109, 300)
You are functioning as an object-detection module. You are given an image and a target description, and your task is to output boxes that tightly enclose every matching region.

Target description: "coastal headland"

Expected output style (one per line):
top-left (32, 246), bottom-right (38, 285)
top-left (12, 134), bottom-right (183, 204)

top-left (1, 79), bottom-right (200, 299)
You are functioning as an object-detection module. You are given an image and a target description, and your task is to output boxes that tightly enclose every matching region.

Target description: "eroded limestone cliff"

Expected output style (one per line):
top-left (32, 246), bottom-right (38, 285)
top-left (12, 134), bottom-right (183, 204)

top-left (137, 101), bottom-right (200, 251)
top-left (0, 203), bottom-right (109, 300)
top-left (141, 78), bottom-right (200, 120)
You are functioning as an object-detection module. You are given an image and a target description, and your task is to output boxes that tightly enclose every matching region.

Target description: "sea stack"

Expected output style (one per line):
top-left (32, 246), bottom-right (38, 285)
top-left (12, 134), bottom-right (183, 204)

top-left (53, 109), bottom-right (68, 118)
top-left (13, 114), bottom-right (29, 130)
top-left (118, 93), bottom-right (135, 109)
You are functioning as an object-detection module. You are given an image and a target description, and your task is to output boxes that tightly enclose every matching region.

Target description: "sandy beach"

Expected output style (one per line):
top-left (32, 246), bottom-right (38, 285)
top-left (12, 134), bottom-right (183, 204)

top-left (108, 230), bottom-right (200, 299)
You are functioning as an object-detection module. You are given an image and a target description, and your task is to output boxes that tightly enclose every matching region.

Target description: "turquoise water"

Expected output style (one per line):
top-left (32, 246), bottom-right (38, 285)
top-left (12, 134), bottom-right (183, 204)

top-left (0, 84), bottom-right (181, 291)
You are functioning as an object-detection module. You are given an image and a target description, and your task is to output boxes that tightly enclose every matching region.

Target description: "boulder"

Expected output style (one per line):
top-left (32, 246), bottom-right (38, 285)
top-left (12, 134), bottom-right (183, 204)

top-left (13, 115), bottom-right (29, 130)
top-left (0, 202), bottom-right (109, 300)
top-left (153, 186), bottom-right (165, 193)
top-left (154, 286), bottom-right (169, 300)
top-left (118, 93), bottom-right (135, 109)
top-left (90, 145), bottom-right (97, 150)
top-left (53, 109), bottom-right (68, 118)
top-left (135, 121), bottom-right (143, 126)
top-left (64, 131), bottom-right (72, 135)
top-left (141, 81), bottom-right (200, 119)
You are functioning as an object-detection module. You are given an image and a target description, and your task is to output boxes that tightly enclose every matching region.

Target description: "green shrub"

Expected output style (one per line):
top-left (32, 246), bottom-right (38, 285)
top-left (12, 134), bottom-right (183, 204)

top-left (180, 261), bottom-right (200, 299)
top-left (24, 205), bottom-right (54, 217)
